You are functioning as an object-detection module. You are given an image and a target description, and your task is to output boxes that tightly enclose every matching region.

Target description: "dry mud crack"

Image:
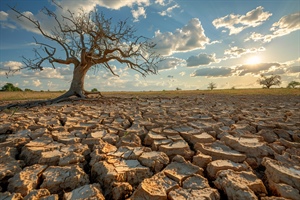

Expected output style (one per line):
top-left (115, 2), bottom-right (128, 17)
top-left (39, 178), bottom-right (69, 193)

top-left (0, 94), bottom-right (300, 199)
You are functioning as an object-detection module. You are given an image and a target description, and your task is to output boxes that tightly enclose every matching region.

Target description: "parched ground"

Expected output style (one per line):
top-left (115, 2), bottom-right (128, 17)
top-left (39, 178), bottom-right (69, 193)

top-left (0, 93), bottom-right (300, 199)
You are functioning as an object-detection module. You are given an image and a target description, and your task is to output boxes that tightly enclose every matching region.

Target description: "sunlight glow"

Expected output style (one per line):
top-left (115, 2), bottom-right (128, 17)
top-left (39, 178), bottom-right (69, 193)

top-left (246, 56), bottom-right (261, 65)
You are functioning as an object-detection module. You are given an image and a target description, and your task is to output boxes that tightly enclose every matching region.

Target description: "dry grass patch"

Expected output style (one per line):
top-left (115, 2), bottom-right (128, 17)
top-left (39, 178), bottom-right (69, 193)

top-left (0, 88), bottom-right (299, 102)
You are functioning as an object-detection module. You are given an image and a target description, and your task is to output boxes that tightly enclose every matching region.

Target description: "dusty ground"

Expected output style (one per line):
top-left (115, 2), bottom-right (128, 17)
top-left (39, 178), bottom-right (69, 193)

top-left (0, 93), bottom-right (300, 199)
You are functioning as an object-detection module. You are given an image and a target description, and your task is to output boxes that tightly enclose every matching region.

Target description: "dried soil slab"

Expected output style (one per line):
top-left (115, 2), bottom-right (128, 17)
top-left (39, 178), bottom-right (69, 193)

top-left (0, 192), bottom-right (23, 200)
top-left (262, 157), bottom-right (300, 191)
top-left (20, 137), bottom-right (62, 165)
top-left (111, 182), bottom-right (133, 200)
top-left (144, 131), bottom-right (166, 146)
top-left (40, 165), bottom-right (89, 194)
top-left (194, 141), bottom-right (246, 163)
top-left (192, 152), bottom-right (212, 168)
top-left (116, 133), bottom-right (141, 147)
top-left (168, 187), bottom-right (220, 200)
top-left (130, 172), bottom-right (179, 200)
top-left (182, 174), bottom-right (210, 189)
top-left (8, 164), bottom-right (48, 196)
top-left (214, 169), bottom-right (267, 199)
top-left (108, 146), bottom-right (147, 160)
top-left (267, 180), bottom-right (300, 200)
top-left (207, 160), bottom-right (251, 179)
top-left (92, 158), bottom-right (152, 187)
top-left (189, 132), bottom-right (216, 145)
top-left (63, 184), bottom-right (105, 200)
top-left (0, 155), bottom-right (23, 184)
top-left (163, 155), bottom-right (203, 184)
top-left (221, 135), bottom-right (274, 158)
top-left (23, 189), bottom-right (55, 200)
top-left (159, 139), bottom-right (194, 160)
top-left (138, 151), bottom-right (169, 173)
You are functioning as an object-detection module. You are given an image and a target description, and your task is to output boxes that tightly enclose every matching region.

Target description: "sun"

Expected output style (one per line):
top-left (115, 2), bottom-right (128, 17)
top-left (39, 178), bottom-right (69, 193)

top-left (246, 56), bottom-right (261, 65)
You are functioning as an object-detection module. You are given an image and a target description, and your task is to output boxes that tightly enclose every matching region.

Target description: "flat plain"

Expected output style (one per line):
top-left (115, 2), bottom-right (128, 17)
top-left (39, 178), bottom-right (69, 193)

top-left (0, 89), bottom-right (300, 199)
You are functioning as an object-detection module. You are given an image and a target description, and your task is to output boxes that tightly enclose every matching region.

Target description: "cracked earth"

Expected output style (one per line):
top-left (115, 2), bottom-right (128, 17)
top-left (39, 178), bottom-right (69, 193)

top-left (0, 94), bottom-right (300, 199)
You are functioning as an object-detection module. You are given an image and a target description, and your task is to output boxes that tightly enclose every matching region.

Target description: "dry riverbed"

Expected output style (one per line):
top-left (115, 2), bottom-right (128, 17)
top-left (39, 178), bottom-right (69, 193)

top-left (0, 93), bottom-right (300, 199)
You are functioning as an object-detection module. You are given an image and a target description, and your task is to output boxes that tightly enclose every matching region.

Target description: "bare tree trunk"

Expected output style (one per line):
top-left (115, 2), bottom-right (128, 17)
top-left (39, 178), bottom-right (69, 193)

top-left (69, 64), bottom-right (89, 98)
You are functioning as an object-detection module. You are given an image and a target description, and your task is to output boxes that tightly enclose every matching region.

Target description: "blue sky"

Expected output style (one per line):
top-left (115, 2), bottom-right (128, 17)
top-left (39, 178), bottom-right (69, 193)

top-left (0, 0), bottom-right (299, 91)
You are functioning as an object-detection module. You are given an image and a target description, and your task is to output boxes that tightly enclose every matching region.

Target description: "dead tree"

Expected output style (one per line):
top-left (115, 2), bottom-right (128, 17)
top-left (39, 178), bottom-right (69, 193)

top-left (7, 5), bottom-right (161, 103)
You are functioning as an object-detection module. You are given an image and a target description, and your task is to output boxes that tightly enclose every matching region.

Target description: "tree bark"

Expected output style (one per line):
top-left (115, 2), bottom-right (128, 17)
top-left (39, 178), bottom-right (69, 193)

top-left (68, 63), bottom-right (89, 97)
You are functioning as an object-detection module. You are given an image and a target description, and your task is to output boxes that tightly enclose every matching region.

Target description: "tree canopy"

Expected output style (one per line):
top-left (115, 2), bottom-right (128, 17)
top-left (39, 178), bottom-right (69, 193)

top-left (287, 81), bottom-right (300, 88)
top-left (257, 74), bottom-right (281, 89)
top-left (1, 83), bottom-right (22, 91)
top-left (208, 82), bottom-right (217, 90)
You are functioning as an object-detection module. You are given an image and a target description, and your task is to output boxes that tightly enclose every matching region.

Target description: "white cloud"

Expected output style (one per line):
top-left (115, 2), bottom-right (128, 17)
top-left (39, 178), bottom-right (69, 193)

top-left (246, 12), bottom-right (300, 42)
top-left (7, 10), bottom-right (44, 34)
top-left (234, 63), bottom-right (282, 76)
top-left (22, 67), bottom-right (65, 79)
top-left (213, 6), bottom-right (272, 35)
top-left (57, 0), bottom-right (151, 23)
top-left (158, 4), bottom-right (180, 17)
top-left (224, 46), bottom-right (265, 58)
top-left (1, 61), bottom-right (23, 70)
top-left (152, 18), bottom-right (210, 55)
top-left (33, 79), bottom-right (42, 87)
top-left (157, 57), bottom-right (186, 71)
top-left (0, 11), bottom-right (8, 21)
top-left (179, 71), bottom-right (185, 76)
top-left (186, 53), bottom-right (217, 67)
top-left (155, 0), bottom-right (170, 6)
top-left (131, 7), bottom-right (146, 22)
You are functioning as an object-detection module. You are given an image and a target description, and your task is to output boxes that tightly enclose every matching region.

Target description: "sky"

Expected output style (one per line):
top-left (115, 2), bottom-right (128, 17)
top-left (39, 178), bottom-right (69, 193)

top-left (0, 0), bottom-right (299, 91)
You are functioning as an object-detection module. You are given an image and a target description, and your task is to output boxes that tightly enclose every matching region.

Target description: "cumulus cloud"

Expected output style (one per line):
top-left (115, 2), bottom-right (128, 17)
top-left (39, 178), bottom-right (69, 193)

top-left (33, 79), bottom-right (42, 87)
top-left (0, 11), bottom-right (8, 20)
top-left (224, 46), bottom-right (265, 58)
top-left (22, 67), bottom-right (65, 79)
top-left (234, 63), bottom-right (282, 76)
top-left (158, 4), bottom-right (180, 17)
top-left (0, 10), bottom-right (16, 29)
top-left (0, 61), bottom-right (23, 71)
top-left (213, 6), bottom-right (272, 35)
top-left (186, 53), bottom-right (217, 67)
top-left (157, 57), bottom-right (186, 71)
top-left (152, 18), bottom-right (210, 55)
top-left (6, 0), bottom-right (154, 35)
top-left (191, 67), bottom-right (232, 77)
top-left (131, 7), bottom-right (146, 22)
top-left (6, 9), bottom-right (45, 34)
top-left (155, 0), bottom-right (170, 6)
top-left (246, 12), bottom-right (300, 42)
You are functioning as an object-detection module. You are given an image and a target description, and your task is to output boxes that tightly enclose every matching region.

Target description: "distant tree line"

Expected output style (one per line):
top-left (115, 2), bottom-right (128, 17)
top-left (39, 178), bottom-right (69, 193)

top-left (1, 83), bottom-right (22, 91)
